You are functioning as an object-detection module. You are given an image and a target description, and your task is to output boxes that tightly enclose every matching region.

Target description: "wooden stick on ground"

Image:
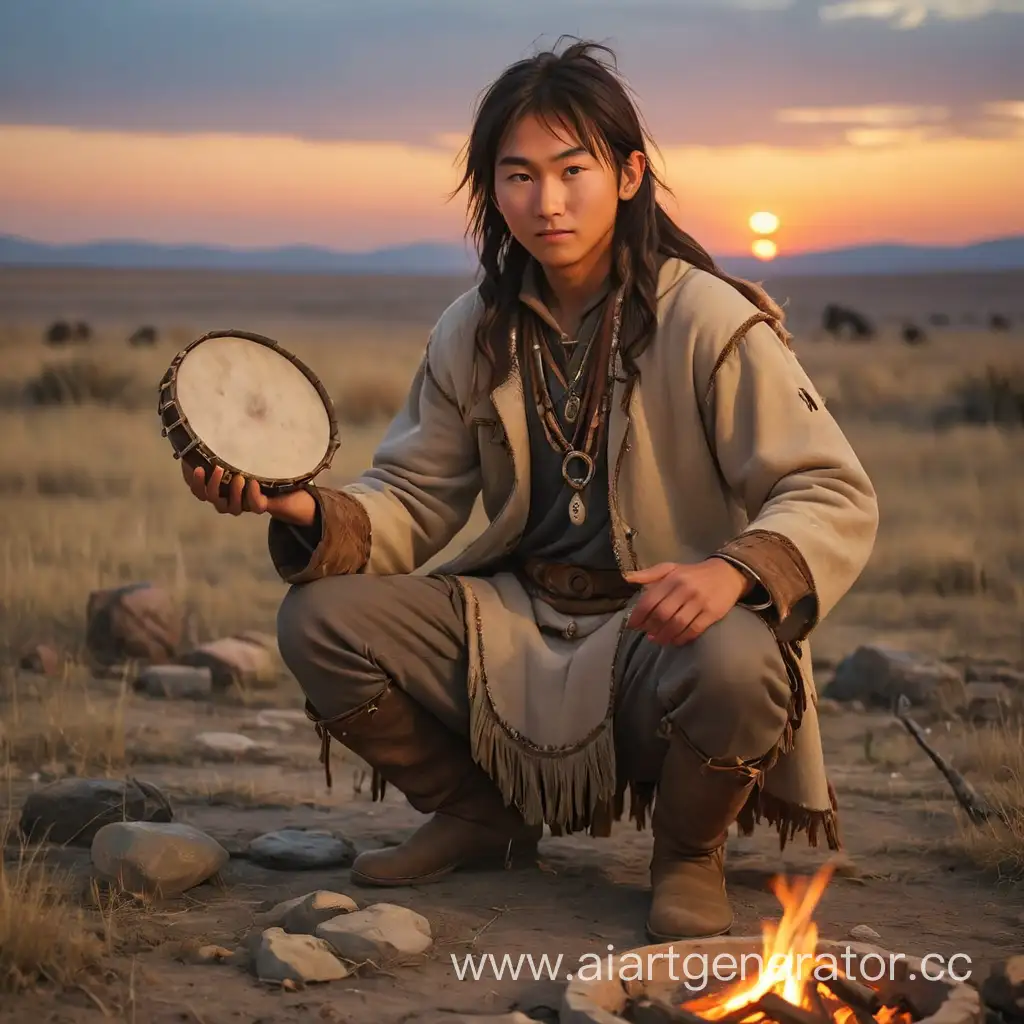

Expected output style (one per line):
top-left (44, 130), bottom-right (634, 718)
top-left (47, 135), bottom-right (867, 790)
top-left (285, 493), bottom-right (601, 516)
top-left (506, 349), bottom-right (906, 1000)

top-left (894, 695), bottom-right (1007, 826)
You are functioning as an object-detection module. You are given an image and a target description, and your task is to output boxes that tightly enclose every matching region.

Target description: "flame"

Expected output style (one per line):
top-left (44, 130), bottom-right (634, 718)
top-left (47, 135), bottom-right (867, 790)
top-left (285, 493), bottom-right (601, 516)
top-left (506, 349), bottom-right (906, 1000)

top-left (681, 862), bottom-right (912, 1024)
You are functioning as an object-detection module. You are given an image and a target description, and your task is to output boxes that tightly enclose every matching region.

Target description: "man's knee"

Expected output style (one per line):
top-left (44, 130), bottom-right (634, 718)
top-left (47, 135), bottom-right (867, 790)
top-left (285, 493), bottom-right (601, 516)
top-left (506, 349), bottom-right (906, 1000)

top-left (276, 575), bottom-right (381, 703)
top-left (697, 609), bottom-right (788, 702)
top-left (660, 607), bottom-right (792, 757)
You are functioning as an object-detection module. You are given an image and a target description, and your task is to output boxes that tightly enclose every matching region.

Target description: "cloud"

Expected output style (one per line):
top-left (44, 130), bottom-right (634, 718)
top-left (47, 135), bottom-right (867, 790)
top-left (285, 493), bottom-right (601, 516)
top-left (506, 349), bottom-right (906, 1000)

top-left (0, 0), bottom-right (1020, 149)
top-left (818, 0), bottom-right (1024, 29)
top-left (776, 103), bottom-right (949, 125)
top-left (774, 99), bottom-right (1024, 144)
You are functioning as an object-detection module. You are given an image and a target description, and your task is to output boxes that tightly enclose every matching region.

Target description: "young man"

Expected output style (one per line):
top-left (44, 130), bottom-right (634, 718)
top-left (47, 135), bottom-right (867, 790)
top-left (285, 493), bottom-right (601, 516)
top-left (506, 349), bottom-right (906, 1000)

top-left (184, 40), bottom-right (878, 940)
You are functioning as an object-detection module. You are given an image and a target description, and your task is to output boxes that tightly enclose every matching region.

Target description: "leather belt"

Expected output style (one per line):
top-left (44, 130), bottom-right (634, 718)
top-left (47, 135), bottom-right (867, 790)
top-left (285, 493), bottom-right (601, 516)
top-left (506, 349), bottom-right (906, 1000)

top-left (516, 557), bottom-right (639, 615)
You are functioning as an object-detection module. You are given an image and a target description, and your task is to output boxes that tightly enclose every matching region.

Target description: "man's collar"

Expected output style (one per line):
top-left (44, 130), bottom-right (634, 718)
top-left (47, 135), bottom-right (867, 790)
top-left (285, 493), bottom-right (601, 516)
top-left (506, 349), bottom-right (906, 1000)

top-left (518, 259), bottom-right (611, 337)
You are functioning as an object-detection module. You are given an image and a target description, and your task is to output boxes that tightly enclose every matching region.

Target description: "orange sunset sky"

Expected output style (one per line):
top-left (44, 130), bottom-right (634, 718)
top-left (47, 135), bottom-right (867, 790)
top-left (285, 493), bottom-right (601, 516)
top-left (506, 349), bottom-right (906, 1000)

top-left (1, 0), bottom-right (1022, 258)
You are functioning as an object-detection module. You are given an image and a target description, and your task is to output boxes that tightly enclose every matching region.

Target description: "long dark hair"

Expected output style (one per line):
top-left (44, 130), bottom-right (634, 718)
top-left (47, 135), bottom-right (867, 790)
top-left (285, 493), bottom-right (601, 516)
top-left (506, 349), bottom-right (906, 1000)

top-left (453, 38), bottom-right (790, 394)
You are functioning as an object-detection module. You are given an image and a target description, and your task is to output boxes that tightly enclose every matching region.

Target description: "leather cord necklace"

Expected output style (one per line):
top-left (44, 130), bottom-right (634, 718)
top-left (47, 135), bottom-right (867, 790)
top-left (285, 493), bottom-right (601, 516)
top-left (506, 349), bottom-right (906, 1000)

top-left (518, 288), bottom-right (624, 526)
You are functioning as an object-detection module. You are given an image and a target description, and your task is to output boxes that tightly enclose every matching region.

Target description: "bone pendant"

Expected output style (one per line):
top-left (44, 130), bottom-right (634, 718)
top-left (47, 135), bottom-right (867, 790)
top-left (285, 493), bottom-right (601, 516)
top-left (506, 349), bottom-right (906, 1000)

top-left (569, 492), bottom-right (587, 526)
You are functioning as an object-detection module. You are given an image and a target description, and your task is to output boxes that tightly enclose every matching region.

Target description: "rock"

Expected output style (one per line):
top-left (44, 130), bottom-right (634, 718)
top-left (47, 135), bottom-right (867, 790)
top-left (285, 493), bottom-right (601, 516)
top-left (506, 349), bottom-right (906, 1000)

top-left (257, 891), bottom-right (358, 934)
top-left (20, 778), bottom-right (173, 846)
top-left (175, 636), bottom-right (279, 691)
top-left (192, 944), bottom-right (234, 964)
top-left (816, 698), bottom-right (843, 715)
top-left (255, 708), bottom-right (308, 724)
top-left (248, 711), bottom-right (296, 734)
top-left (248, 829), bottom-right (355, 870)
top-left (849, 924), bottom-right (881, 941)
top-left (963, 681), bottom-right (1015, 723)
top-left (824, 645), bottom-right (965, 711)
top-left (848, 699), bottom-right (866, 713)
top-left (982, 956), bottom-right (1024, 1018)
top-left (134, 664), bottom-right (213, 699)
top-left (195, 732), bottom-right (264, 757)
top-left (255, 928), bottom-right (349, 984)
top-left (235, 630), bottom-right (280, 656)
top-left (316, 903), bottom-right (433, 962)
top-left (960, 659), bottom-right (1024, 689)
top-left (85, 583), bottom-right (184, 668)
top-left (91, 821), bottom-right (228, 896)
top-left (17, 643), bottom-right (63, 676)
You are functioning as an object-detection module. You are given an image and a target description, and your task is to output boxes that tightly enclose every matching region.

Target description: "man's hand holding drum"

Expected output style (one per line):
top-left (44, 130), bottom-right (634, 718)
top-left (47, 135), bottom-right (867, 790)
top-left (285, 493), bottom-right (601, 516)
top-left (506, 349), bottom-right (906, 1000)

top-left (183, 463), bottom-right (316, 527)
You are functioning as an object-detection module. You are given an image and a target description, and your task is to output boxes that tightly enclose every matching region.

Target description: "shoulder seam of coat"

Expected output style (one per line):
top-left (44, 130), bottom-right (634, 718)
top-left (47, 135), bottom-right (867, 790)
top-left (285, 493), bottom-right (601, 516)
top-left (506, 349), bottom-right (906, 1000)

top-left (703, 311), bottom-right (775, 405)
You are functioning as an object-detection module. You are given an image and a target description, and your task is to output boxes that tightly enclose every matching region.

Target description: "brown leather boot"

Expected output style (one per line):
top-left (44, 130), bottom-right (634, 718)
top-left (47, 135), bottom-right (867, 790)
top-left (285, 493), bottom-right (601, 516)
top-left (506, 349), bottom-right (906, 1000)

top-left (306, 683), bottom-right (541, 886)
top-left (646, 732), bottom-right (766, 941)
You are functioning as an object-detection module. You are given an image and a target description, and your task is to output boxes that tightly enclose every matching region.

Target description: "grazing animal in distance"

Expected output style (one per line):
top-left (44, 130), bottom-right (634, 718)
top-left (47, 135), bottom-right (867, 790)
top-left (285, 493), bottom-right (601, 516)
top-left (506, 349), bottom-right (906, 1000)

top-left (128, 325), bottom-right (158, 346)
top-left (822, 303), bottom-right (874, 341)
top-left (901, 323), bottom-right (927, 345)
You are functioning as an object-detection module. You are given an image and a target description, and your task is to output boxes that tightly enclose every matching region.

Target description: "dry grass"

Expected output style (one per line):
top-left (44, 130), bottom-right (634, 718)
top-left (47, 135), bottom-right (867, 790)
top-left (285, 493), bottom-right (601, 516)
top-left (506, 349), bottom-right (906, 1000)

top-left (949, 722), bottom-right (1024, 880)
top-left (0, 674), bottom-right (129, 774)
top-left (0, 269), bottom-right (1022, 859)
top-left (167, 774), bottom-right (320, 808)
top-left (0, 822), bottom-right (115, 993)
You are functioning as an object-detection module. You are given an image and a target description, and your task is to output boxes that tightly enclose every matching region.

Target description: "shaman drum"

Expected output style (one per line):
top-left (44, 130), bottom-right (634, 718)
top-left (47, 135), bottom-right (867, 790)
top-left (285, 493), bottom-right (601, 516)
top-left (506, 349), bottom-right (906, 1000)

top-left (158, 330), bottom-right (339, 496)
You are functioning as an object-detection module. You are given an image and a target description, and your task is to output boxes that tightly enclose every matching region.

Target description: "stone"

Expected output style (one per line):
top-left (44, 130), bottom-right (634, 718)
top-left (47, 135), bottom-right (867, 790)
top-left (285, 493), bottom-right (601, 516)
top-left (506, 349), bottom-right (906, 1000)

top-left (824, 645), bottom-right (965, 711)
top-left (248, 829), bottom-right (355, 870)
top-left (17, 643), bottom-right (62, 676)
top-left (91, 821), bottom-right (228, 896)
top-left (963, 681), bottom-right (1015, 723)
top-left (20, 777), bottom-right (173, 847)
top-left (192, 944), bottom-right (234, 964)
top-left (255, 927), bottom-right (349, 984)
top-left (195, 732), bottom-right (264, 757)
top-left (257, 891), bottom-right (358, 934)
top-left (316, 903), bottom-right (433, 962)
top-left (175, 636), bottom-right (279, 691)
top-left (982, 955), bottom-right (1024, 1018)
top-left (85, 583), bottom-right (184, 668)
top-left (849, 924), bottom-right (881, 941)
top-left (134, 664), bottom-right (213, 699)
top-left (249, 710), bottom-right (297, 734)
top-left (816, 698), bottom-right (843, 715)
top-left (255, 708), bottom-right (308, 723)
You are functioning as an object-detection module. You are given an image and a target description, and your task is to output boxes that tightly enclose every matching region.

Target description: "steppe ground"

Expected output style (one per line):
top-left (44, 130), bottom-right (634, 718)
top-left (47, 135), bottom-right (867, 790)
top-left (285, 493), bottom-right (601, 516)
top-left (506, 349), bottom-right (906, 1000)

top-left (0, 266), bottom-right (1022, 1022)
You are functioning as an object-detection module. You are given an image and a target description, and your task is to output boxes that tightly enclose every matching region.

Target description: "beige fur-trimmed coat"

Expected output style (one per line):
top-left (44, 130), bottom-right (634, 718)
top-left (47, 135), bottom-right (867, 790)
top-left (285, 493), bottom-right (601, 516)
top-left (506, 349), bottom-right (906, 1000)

top-left (271, 257), bottom-right (879, 848)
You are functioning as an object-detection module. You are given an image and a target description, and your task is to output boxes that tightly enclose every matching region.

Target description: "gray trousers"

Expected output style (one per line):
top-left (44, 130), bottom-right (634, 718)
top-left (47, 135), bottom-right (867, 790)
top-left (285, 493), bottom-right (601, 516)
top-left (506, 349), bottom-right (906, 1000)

top-left (277, 574), bottom-right (793, 783)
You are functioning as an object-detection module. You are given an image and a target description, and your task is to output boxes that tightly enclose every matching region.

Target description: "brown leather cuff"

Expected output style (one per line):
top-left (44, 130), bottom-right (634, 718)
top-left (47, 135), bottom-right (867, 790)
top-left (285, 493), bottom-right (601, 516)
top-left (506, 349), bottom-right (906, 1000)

top-left (268, 486), bottom-right (371, 584)
top-left (713, 529), bottom-right (818, 643)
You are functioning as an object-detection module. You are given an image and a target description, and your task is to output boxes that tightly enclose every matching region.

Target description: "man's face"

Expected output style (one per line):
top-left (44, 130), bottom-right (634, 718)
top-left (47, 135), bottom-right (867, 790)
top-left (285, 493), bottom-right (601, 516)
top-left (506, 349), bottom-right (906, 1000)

top-left (493, 113), bottom-right (641, 273)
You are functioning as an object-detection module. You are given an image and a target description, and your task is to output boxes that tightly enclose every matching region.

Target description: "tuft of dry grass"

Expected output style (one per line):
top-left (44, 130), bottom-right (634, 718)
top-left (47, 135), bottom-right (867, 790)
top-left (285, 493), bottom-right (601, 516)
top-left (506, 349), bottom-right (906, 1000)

top-left (23, 358), bottom-right (150, 411)
top-left (1, 675), bottom-right (129, 774)
top-left (0, 824), bottom-right (114, 993)
top-left (0, 290), bottom-right (1020, 669)
top-left (948, 721), bottom-right (1024, 879)
top-left (943, 364), bottom-right (1024, 429)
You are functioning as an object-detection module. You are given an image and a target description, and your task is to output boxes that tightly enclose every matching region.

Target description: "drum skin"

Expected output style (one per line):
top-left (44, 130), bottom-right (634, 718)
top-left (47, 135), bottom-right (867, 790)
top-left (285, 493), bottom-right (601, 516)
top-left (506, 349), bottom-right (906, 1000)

top-left (158, 329), bottom-right (340, 497)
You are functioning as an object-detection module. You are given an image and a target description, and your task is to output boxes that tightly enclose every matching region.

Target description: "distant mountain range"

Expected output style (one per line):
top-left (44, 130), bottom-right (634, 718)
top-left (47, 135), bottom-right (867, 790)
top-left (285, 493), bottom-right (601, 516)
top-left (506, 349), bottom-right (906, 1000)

top-left (1, 232), bottom-right (1022, 277)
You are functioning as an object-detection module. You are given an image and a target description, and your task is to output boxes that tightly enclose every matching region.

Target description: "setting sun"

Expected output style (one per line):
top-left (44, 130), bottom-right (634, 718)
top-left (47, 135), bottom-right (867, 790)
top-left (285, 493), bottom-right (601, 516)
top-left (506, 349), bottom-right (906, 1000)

top-left (749, 211), bottom-right (780, 235)
top-left (752, 238), bottom-right (778, 260)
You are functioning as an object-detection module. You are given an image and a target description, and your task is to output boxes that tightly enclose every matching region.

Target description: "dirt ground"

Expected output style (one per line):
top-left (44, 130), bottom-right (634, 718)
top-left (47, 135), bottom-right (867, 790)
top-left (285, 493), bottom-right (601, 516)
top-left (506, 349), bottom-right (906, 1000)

top-left (2, 678), bottom-right (1023, 1024)
top-left (1, 267), bottom-right (1022, 1021)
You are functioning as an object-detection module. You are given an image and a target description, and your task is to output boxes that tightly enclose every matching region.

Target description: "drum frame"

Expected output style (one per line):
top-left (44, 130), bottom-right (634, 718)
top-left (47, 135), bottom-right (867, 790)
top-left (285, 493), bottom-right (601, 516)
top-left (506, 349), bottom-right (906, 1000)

top-left (158, 329), bottom-right (340, 496)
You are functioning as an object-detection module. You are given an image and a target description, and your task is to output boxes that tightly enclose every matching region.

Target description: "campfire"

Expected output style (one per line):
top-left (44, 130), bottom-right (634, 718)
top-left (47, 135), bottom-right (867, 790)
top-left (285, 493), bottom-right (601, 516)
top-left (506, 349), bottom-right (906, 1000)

top-left (623, 863), bottom-right (946, 1024)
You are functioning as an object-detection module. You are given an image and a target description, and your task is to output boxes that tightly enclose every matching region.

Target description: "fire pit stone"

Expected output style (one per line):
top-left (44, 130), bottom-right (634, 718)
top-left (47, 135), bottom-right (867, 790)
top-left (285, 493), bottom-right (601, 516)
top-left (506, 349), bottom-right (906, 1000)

top-left (560, 938), bottom-right (983, 1024)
